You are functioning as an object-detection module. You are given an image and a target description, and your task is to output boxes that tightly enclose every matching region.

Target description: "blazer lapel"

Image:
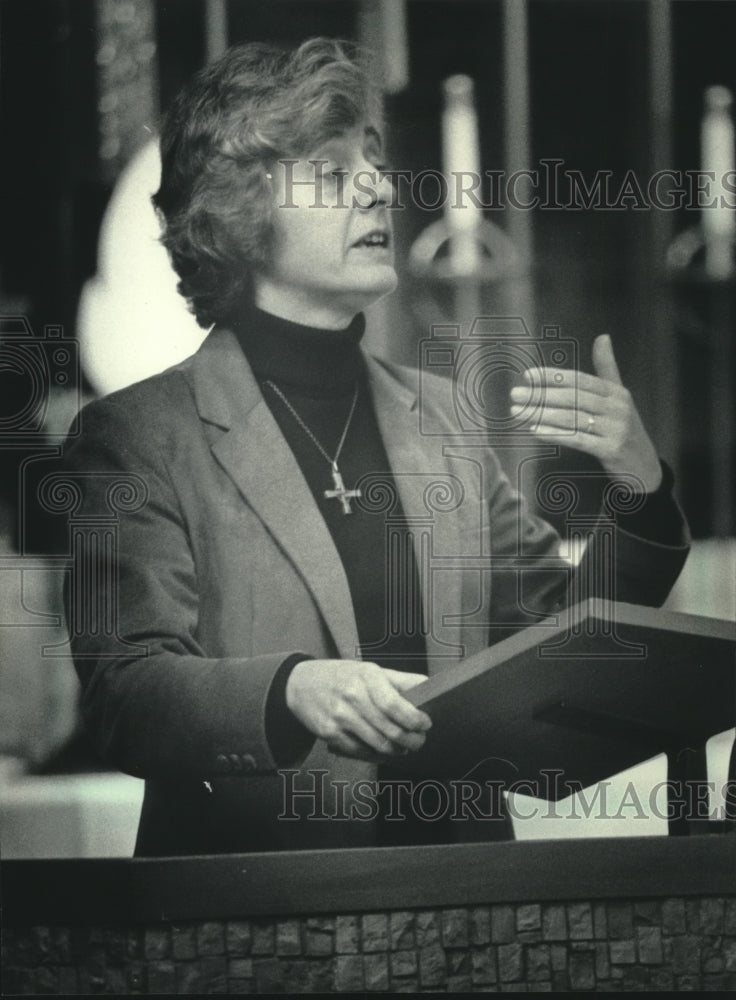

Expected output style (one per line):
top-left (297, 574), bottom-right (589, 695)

top-left (187, 327), bottom-right (360, 660)
top-left (365, 356), bottom-right (466, 672)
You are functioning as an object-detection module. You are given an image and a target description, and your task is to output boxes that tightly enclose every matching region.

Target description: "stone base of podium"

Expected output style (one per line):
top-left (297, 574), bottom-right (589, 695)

top-left (4, 838), bottom-right (735, 993)
top-left (4, 895), bottom-right (736, 993)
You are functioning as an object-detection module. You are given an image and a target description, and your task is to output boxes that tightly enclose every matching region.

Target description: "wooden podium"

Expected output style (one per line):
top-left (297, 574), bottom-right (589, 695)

top-left (405, 600), bottom-right (736, 835)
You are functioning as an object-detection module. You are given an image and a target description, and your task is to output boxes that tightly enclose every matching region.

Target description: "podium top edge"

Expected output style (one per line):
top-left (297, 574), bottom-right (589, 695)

top-left (583, 598), bottom-right (736, 640)
top-left (409, 598), bottom-right (736, 707)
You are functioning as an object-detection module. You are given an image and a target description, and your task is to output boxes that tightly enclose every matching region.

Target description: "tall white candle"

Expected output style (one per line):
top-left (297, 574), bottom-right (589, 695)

top-left (442, 75), bottom-right (483, 275)
top-left (379, 0), bottom-right (409, 94)
top-left (701, 85), bottom-right (735, 278)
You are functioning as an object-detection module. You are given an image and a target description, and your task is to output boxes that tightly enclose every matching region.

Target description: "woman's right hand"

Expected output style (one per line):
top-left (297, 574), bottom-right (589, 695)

top-left (285, 659), bottom-right (432, 761)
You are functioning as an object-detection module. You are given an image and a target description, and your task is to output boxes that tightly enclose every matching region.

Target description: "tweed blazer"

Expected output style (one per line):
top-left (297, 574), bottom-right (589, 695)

top-left (63, 324), bottom-right (690, 855)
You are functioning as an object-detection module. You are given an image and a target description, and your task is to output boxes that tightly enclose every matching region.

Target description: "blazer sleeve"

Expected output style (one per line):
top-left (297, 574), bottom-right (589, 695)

top-left (62, 393), bottom-right (315, 782)
top-left (479, 446), bottom-right (690, 633)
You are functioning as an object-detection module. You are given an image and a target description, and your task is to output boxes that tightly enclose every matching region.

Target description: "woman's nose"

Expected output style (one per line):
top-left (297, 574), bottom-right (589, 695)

top-left (374, 166), bottom-right (395, 205)
top-left (352, 160), bottom-right (393, 209)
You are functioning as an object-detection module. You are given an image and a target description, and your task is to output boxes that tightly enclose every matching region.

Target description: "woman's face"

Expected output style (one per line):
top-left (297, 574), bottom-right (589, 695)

top-left (253, 123), bottom-right (397, 328)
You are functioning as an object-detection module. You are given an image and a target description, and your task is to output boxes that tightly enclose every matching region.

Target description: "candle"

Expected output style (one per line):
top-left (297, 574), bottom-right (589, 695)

top-left (442, 75), bottom-right (483, 275)
top-left (701, 85), bottom-right (735, 278)
top-left (379, 0), bottom-right (408, 94)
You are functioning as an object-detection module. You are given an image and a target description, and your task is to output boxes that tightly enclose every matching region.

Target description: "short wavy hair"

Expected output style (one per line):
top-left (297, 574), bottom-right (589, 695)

top-left (153, 38), bottom-right (379, 328)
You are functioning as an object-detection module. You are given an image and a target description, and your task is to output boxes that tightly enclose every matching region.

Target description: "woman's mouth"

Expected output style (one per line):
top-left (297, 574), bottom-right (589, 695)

top-left (351, 230), bottom-right (390, 249)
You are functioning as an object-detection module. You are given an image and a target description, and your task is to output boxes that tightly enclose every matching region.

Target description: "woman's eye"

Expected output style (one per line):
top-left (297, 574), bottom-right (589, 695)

top-left (319, 163), bottom-right (347, 180)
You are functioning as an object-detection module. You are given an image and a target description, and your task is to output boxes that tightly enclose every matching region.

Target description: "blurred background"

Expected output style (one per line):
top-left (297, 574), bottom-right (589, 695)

top-left (1, 0), bottom-right (734, 856)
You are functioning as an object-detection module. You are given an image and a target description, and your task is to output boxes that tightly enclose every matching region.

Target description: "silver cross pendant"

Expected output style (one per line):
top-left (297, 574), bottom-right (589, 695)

top-left (324, 462), bottom-right (361, 514)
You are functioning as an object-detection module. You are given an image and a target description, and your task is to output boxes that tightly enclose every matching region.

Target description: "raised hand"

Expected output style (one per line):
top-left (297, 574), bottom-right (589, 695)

top-left (510, 333), bottom-right (662, 493)
top-left (285, 659), bottom-right (432, 762)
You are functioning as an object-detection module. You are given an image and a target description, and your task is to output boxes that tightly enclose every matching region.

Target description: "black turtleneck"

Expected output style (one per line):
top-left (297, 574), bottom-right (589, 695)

top-left (234, 306), bottom-right (367, 394)
top-left (234, 305), bottom-right (428, 674)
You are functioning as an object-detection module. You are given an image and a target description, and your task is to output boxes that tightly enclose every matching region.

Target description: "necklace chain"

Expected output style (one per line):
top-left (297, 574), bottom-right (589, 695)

top-left (264, 380), bottom-right (360, 469)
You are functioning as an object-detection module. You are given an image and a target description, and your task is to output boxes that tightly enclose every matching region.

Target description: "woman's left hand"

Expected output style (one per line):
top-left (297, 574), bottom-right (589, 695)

top-left (510, 333), bottom-right (662, 493)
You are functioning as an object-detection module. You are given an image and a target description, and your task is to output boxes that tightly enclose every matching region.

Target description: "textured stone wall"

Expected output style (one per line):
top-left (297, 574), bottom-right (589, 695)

top-left (4, 896), bottom-right (736, 993)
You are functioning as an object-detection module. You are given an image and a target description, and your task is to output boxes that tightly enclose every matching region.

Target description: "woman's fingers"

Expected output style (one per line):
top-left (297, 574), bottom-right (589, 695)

top-left (285, 660), bottom-right (432, 762)
top-left (507, 335), bottom-right (662, 492)
top-left (370, 669), bottom-right (431, 728)
top-left (511, 405), bottom-right (606, 435)
top-left (515, 424), bottom-right (603, 454)
top-left (521, 366), bottom-right (613, 396)
top-left (332, 695), bottom-right (409, 755)
top-left (591, 333), bottom-right (624, 385)
top-left (357, 670), bottom-right (431, 752)
top-left (516, 334), bottom-right (624, 413)
top-left (510, 384), bottom-right (608, 414)
top-left (510, 357), bottom-right (631, 439)
top-left (343, 678), bottom-right (426, 753)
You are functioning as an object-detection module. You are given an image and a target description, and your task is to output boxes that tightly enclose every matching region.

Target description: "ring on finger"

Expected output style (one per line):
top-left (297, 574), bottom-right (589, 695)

top-left (586, 416), bottom-right (596, 434)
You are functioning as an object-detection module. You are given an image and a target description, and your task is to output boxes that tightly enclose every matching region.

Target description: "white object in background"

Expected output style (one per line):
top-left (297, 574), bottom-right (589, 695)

top-left (77, 138), bottom-right (206, 397)
top-left (701, 85), bottom-right (735, 279)
top-left (665, 537), bottom-right (736, 623)
top-left (378, 0), bottom-right (409, 94)
top-left (441, 75), bottom-right (483, 276)
top-left (0, 767), bottom-right (144, 858)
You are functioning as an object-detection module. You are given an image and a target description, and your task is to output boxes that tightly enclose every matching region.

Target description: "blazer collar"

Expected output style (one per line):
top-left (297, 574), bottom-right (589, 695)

top-left (186, 326), bottom-right (464, 669)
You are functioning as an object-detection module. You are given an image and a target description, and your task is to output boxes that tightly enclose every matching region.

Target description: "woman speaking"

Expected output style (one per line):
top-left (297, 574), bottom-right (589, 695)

top-left (63, 38), bottom-right (690, 855)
